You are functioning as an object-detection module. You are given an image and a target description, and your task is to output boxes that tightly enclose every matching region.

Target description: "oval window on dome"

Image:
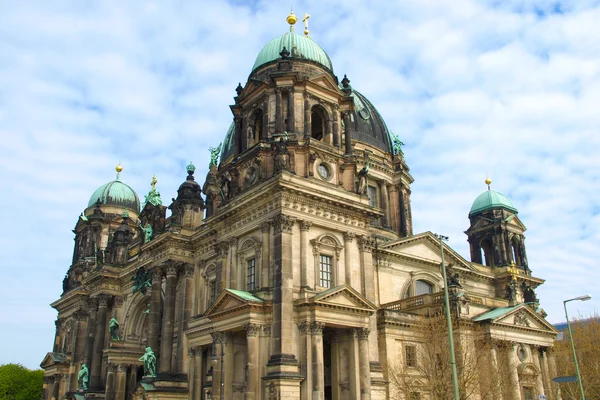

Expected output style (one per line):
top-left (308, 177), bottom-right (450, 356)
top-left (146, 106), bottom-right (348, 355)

top-left (317, 163), bottom-right (331, 181)
top-left (358, 108), bottom-right (370, 120)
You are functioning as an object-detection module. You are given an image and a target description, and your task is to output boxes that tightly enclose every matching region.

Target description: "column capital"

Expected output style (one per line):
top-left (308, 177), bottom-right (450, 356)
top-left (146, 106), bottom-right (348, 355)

top-left (272, 214), bottom-right (295, 234)
top-left (357, 235), bottom-right (375, 252)
top-left (343, 231), bottom-right (355, 242)
top-left (299, 220), bottom-right (312, 232)
top-left (229, 236), bottom-right (239, 246)
top-left (73, 310), bottom-right (89, 321)
top-left (164, 261), bottom-right (179, 276)
top-left (297, 321), bottom-right (311, 335)
top-left (356, 327), bottom-right (370, 340)
top-left (107, 363), bottom-right (118, 373)
top-left (182, 263), bottom-right (195, 277)
top-left (260, 221), bottom-right (271, 233)
top-left (152, 267), bottom-right (164, 281)
top-left (117, 364), bottom-right (128, 373)
top-left (97, 294), bottom-right (112, 308)
top-left (262, 325), bottom-right (271, 337)
top-left (310, 321), bottom-right (325, 335)
top-left (213, 241), bottom-right (229, 258)
top-left (113, 296), bottom-right (124, 308)
top-left (87, 297), bottom-right (98, 310)
top-left (55, 318), bottom-right (64, 329)
top-left (245, 323), bottom-right (261, 337)
top-left (211, 331), bottom-right (230, 345)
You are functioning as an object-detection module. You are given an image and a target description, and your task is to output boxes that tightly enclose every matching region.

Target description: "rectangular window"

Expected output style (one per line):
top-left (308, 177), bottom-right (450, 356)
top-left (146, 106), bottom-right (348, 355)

top-left (209, 280), bottom-right (216, 304)
top-left (405, 345), bottom-right (417, 368)
top-left (247, 258), bottom-right (256, 291)
top-left (319, 254), bottom-right (333, 288)
top-left (368, 186), bottom-right (378, 207)
top-left (522, 387), bottom-right (534, 400)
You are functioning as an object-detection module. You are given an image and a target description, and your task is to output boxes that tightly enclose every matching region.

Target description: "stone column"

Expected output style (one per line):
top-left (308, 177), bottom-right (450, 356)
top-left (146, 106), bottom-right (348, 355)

top-left (90, 295), bottom-right (110, 389)
top-left (53, 319), bottom-right (62, 352)
top-left (357, 236), bottom-right (380, 368)
top-left (128, 367), bottom-right (138, 400)
top-left (114, 364), bottom-right (127, 400)
top-left (265, 214), bottom-right (301, 396)
top-left (246, 323), bottom-right (261, 400)
top-left (379, 182), bottom-right (389, 228)
top-left (547, 350), bottom-right (562, 400)
top-left (348, 330), bottom-right (360, 400)
top-left (229, 237), bottom-right (239, 290)
top-left (398, 184), bottom-right (407, 236)
top-left (540, 349), bottom-right (552, 400)
top-left (357, 328), bottom-right (371, 400)
top-left (83, 299), bottom-right (97, 367)
top-left (260, 222), bottom-right (271, 290)
top-left (311, 322), bottom-right (325, 400)
top-left (52, 374), bottom-right (61, 400)
top-left (261, 96), bottom-right (269, 140)
top-left (333, 105), bottom-right (340, 147)
top-left (233, 115), bottom-right (241, 155)
top-left (299, 220), bottom-right (312, 289)
top-left (343, 111), bottom-right (352, 155)
top-left (507, 344), bottom-right (522, 400)
top-left (287, 88), bottom-right (295, 133)
top-left (105, 364), bottom-right (116, 400)
top-left (192, 347), bottom-right (203, 400)
top-left (211, 332), bottom-right (229, 400)
top-left (343, 232), bottom-right (355, 287)
top-left (532, 347), bottom-right (545, 397)
top-left (304, 91), bottom-right (311, 137)
top-left (176, 264), bottom-right (195, 374)
top-left (489, 346), bottom-right (503, 400)
top-left (298, 322), bottom-right (312, 400)
top-left (148, 267), bottom-right (163, 355)
top-left (214, 242), bottom-right (229, 293)
top-left (70, 310), bottom-right (88, 390)
top-left (275, 88), bottom-right (283, 133)
top-left (159, 263), bottom-right (179, 374)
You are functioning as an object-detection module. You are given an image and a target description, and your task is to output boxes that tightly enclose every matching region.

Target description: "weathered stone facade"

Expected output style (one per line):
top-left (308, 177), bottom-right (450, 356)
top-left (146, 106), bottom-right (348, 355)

top-left (42, 17), bottom-right (560, 400)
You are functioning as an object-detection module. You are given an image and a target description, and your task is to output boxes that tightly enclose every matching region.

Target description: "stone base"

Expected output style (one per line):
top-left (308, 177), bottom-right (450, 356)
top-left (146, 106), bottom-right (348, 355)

top-left (132, 377), bottom-right (188, 400)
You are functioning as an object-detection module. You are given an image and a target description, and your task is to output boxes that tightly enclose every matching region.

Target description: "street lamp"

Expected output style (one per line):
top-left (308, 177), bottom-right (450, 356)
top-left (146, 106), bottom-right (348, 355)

top-left (434, 233), bottom-right (460, 400)
top-left (211, 332), bottom-right (227, 400)
top-left (563, 294), bottom-right (591, 400)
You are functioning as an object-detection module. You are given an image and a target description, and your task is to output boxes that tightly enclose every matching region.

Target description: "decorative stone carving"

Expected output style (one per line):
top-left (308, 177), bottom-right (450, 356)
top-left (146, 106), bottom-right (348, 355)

top-left (182, 264), bottom-right (195, 277)
top-left (299, 220), bottom-right (312, 232)
top-left (297, 321), bottom-right (311, 335)
top-left (272, 214), bottom-right (295, 234)
top-left (357, 235), bottom-right (375, 252)
top-left (245, 323), bottom-right (261, 337)
top-left (343, 231), bottom-right (355, 242)
top-left (113, 296), bottom-right (124, 308)
top-left (87, 297), bottom-right (98, 311)
top-left (262, 325), bottom-right (271, 336)
top-left (97, 294), bottom-right (112, 308)
top-left (356, 328), bottom-right (370, 340)
top-left (273, 138), bottom-right (290, 173)
top-left (214, 242), bottom-right (229, 258)
top-left (73, 310), bottom-right (88, 321)
top-left (107, 363), bottom-right (117, 373)
top-left (260, 221), bottom-right (271, 233)
top-left (152, 268), bottom-right (164, 281)
top-left (514, 311), bottom-right (530, 327)
top-left (310, 321), bottom-right (325, 335)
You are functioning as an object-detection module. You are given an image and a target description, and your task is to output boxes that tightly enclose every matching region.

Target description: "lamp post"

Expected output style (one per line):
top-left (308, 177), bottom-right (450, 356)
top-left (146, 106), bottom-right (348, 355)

top-left (211, 332), bottom-right (227, 400)
top-left (563, 295), bottom-right (591, 400)
top-left (434, 233), bottom-right (460, 400)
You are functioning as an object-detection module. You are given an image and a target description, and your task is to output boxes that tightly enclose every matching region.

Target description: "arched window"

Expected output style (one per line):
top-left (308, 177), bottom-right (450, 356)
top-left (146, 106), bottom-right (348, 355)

top-left (511, 236), bottom-right (521, 266)
top-left (404, 279), bottom-right (434, 298)
top-left (247, 109), bottom-right (263, 147)
top-left (311, 106), bottom-right (326, 140)
top-left (480, 238), bottom-right (494, 267)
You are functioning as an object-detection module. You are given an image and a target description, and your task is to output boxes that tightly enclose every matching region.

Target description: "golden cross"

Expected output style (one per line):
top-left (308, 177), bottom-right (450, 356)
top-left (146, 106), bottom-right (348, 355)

top-left (303, 13), bottom-right (310, 37)
top-left (508, 261), bottom-right (519, 281)
top-left (150, 175), bottom-right (158, 190)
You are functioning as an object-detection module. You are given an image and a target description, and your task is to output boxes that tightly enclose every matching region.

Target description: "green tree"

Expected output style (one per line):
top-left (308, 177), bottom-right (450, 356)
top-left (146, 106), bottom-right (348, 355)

top-left (0, 363), bottom-right (43, 400)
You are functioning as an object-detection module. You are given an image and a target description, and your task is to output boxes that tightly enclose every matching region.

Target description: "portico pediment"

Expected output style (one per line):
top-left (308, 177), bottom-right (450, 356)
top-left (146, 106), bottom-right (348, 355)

top-left (40, 352), bottom-right (68, 369)
top-left (295, 285), bottom-right (377, 315)
top-left (474, 304), bottom-right (557, 336)
top-left (204, 288), bottom-right (265, 319)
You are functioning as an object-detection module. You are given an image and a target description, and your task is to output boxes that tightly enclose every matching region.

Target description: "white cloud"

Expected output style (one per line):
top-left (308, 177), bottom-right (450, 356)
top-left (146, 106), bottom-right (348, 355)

top-left (0, 0), bottom-right (598, 368)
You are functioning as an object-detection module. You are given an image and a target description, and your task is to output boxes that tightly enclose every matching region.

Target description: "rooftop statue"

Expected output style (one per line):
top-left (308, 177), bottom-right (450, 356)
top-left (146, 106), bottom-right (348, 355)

top-left (392, 133), bottom-right (404, 156)
top-left (109, 318), bottom-right (120, 341)
top-left (144, 175), bottom-right (162, 207)
top-left (131, 267), bottom-right (152, 296)
top-left (209, 143), bottom-right (222, 167)
top-left (357, 163), bottom-right (370, 195)
top-left (140, 223), bottom-right (153, 244)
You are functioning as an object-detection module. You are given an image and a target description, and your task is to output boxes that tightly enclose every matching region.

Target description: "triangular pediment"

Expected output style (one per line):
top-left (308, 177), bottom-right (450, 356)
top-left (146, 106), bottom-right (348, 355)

top-left (475, 304), bottom-right (557, 334)
top-left (298, 285), bottom-right (377, 313)
top-left (382, 232), bottom-right (476, 271)
top-left (40, 352), bottom-right (68, 368)
top-left (204, 288), bottom-right (264, 317)
top-left (308, 74), bottom-right (343, 95)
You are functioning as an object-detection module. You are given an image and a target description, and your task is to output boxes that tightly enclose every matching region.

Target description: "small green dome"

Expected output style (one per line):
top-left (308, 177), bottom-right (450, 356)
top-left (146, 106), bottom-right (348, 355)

top-left (469, 190), bottom-right (518, 216)
top-left (252, 32), bottom-right (333, 73)
top-left (88, 180), bottom-right (140, 213)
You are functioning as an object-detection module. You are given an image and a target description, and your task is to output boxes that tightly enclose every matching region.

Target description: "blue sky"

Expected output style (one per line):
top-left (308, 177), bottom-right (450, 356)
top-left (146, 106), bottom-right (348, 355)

top-left (1, 0), bottom-right (599, 369)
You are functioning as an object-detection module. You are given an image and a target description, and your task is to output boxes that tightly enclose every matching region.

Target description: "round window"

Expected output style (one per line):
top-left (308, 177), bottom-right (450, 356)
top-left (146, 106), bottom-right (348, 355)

top-left (517, 346), bottom-right (527, 362)
top-left (317, 163), bottom-right (331, 180)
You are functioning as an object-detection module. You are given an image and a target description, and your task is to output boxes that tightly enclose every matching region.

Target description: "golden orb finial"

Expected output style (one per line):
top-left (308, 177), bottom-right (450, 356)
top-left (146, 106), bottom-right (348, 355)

top-left (116, 163), bottom-right (123, 173)
top-left (485, 177), bottom-right (492, 185)
top-left (286, 11), bottom-right (297, 25)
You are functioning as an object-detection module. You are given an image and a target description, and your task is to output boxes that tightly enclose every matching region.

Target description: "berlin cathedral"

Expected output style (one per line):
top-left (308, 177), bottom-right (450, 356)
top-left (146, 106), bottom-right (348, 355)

top-left (41, 12), bottom-right (562, 400)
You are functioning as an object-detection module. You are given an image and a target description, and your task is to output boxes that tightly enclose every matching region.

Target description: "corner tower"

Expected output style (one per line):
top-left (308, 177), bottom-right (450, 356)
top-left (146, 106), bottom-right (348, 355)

top-left (465, 179), bottom-right (529, 271)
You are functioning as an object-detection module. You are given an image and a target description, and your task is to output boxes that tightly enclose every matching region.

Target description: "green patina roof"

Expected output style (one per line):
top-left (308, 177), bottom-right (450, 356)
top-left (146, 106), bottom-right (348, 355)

top-left (252, 32), bottom-right (333, 73)
top-left (225, 288), bottom-right (264, 302)
top-left (473, 305), bottom-right (521, 321)
top-left (88, 180), bottom-right (140, 213)
top-left (469, 189), bottom-right (518, 216)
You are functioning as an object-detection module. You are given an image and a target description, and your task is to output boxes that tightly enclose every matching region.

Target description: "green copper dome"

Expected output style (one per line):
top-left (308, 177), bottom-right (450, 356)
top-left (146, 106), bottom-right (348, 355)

top-left (469, 190), bottom-right (518, 216)
top-left (252, 32), bottom-right (333, 73)
top-left (88, 180), bottom-right (140, 213)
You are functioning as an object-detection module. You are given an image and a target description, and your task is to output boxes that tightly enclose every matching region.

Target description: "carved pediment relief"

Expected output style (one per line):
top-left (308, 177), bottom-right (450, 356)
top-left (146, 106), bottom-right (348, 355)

top-left (204, 289), bottom-right (265, 318)
top-left (296, 285), bottom-right (376, 314)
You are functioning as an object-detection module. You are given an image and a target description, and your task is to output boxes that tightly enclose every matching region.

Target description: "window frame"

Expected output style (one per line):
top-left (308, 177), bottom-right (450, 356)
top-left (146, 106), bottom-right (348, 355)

top-left (319, 254), bottom-right (333, 288)
top-left (405, 344), bottom-right (417, 368)
top-left (247, 258), bottom-right (256, 291)
top-left (310, 234), bottom-right (343, 290)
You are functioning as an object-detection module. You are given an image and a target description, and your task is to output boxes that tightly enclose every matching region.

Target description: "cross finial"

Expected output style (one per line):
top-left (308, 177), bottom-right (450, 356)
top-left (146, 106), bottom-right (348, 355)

top-left (303, 13), bottom-right (310, 38)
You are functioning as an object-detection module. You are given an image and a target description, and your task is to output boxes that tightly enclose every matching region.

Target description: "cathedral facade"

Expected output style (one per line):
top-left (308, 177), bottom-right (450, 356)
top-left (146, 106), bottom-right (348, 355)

top-left (42, 13), bottom-right (561, 400)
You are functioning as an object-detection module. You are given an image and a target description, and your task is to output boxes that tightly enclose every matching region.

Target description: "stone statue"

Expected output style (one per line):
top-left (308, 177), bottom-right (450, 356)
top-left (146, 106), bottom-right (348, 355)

top-left (140, 223), bottom-right (153, 244)
top-left (209, 143), bottom-right (222, 167)
top-left (392, 133), bottom-right (404, 155)
top-left (62, 273), bottom-right (70, 294)
top-left (273, 138), bottom-right (290, 172)
top-left (78, 364), bottom-right (89, 391)
top-left (357, 163), bottom-right (370, 195)
top-left (220, 171), bottom-right (232, 200)
top-left (139, 347), bottom-right (157, 377)
top-left (447, 272), bottom-right (462, 288)
top-left (505, 281), bottom-right (517, 302)
top-left (521, 282), bottom-right (538, 304)
top-left (109, 317), bottom-right (120, 341)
